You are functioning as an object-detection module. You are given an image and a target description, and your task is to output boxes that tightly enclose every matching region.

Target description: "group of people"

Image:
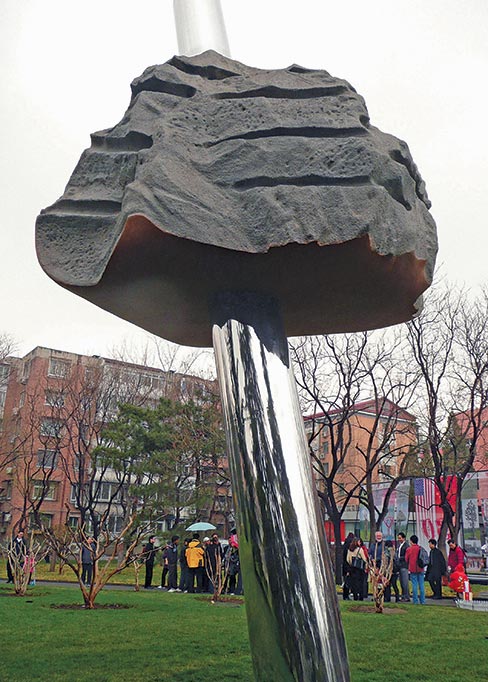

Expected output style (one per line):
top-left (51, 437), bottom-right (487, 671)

top-left (142, 529), bottom-right (242, 595)
top-left (343, 530), bottom-right (466, 605)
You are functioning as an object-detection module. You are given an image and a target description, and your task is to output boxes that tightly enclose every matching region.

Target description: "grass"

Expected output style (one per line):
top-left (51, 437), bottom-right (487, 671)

top-left (1, 584), bottom-right (488, 682)
top-left (0, 586), bottom-right (252, 682)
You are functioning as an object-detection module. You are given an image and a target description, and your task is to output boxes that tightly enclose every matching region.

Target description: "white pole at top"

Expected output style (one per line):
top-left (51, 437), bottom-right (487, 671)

top-left (173, 0), bottom-right (231, 58)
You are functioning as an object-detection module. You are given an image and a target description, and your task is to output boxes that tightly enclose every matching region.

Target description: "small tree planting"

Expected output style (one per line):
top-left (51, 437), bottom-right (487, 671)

top-left (367, 549), bottom-right (394, 614)
top-left (2, 530), bottom-right (48, 596)
top-left (41, 514), bottom-right (148, 608)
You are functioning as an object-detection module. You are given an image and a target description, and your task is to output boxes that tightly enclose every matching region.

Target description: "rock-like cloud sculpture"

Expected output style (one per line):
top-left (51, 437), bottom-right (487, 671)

top-left (36, 51), bottom-right (437, 347)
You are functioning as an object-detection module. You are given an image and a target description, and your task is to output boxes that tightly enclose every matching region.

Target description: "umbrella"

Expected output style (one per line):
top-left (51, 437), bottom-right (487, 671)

top-left (185, 522), bottom-right (216, 532)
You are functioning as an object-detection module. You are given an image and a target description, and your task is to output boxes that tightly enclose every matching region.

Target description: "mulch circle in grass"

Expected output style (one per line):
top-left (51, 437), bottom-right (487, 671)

top-left (347, 604), bottom-right (406, 614)
top-left (50, 603), bottom-right (132, 610)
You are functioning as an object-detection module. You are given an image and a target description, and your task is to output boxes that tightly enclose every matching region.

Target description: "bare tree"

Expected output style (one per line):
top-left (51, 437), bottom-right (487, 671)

top-left (407, 284), bottom-right (488, 548)
top-left (290, 329), bottom-right (418, 580)
top-left (40, 514), bottom-right (147, 608)
top-left (0, 332), bottom-right (17, 362)
top-left (110, 336), bottom-right (216, 386)
top-left (367, 546), bottom-right (394, 614)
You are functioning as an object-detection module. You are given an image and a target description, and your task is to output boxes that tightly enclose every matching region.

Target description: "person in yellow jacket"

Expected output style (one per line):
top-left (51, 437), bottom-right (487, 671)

top-left (185, 533), bottom-right (205, 593)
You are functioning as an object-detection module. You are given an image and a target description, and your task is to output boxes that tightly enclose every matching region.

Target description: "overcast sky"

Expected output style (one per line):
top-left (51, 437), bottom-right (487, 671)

top-left (1, 0), bottom-right (487, 360)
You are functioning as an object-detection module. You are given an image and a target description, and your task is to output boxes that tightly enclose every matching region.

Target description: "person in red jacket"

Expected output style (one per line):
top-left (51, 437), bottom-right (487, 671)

top-left (405, 535), bottom-right (426, 605)
top-left (447, 539), bottom-right (466, 574)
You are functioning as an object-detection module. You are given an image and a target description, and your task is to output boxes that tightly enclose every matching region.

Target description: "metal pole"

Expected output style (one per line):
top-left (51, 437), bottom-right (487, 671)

top-left (173, 0), bottom-right (231, 57)
top-left (211, 292), bottom-right (350, 682)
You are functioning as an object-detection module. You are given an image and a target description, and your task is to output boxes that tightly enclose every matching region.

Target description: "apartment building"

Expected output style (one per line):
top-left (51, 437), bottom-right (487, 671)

top-left (0, 346), bottom-right (228, 538)
top-left (305, 397), bottom-right (418, 537)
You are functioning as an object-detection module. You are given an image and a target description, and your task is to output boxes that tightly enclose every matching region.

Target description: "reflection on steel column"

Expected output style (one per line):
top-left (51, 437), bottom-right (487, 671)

top-left (212, 293), bottom-right (350, 682)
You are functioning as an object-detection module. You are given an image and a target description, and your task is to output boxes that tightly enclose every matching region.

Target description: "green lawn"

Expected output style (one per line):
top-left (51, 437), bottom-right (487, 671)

top-left (0, 584), bottom-right (487, 682)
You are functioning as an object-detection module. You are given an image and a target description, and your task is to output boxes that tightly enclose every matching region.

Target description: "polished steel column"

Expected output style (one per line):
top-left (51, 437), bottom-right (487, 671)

top-left (173, 0), bottom-right (231, 57)
top-left (211, 293), bottom-right (350, 682)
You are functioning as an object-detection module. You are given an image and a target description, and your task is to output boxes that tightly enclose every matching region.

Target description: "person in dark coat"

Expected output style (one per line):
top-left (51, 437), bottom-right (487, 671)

top-left (384, 539), bottom-right (400, 602)
top-left (426, 538), bottom-right (447, 599)
top-left (81, 537), bottom-right (96, 586)
top-left (6, 531), bottom-right (27, 583)
top-left (395, 532), bottom-right (410, 602)
top-left (342, 532), bottom-right (355, 600)
top-left (162, 535), bottom-right (179, 591)
top-left (178, 538), bottom-right (191, 592)
top-left (205, 533), bottom-right (223, 593)
top-left (346, 537), bottom-right (368, 601)
top-left (143, 536), bottom-right (158, 589)
top-left (368, 530), bottom-right (385, 567)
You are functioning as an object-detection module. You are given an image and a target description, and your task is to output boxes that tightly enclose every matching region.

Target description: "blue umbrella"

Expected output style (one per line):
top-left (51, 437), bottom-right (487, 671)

top-left (185, 522), bottom-right (216, 532)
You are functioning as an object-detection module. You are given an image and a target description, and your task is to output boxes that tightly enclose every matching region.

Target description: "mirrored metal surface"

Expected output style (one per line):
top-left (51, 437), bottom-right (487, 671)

top-left (212, 294), bottom-right (350, 682)
top-left (173, 0), bottom-right (231, 57)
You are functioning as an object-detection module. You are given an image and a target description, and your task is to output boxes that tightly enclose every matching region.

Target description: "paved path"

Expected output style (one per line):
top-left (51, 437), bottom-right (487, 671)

top-left (25, 581), bottom-right (464, 606)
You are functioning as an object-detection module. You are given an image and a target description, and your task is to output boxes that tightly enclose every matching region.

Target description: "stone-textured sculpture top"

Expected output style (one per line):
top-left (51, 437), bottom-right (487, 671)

top-left (36, 51), bottom-right (437, 347)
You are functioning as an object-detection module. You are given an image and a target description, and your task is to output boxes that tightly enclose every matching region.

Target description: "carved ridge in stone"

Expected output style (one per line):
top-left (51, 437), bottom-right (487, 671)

top-left (213, 85), bottom-right (349, 100)
top-left (231, 175), bottom-right (371, 190)
top-left (168, 55), bottom-right (239, 80)
top-left (131, 76), bottom-right (196, 99)
top-left (207, 126), bottom-right (369, 147)
top-left (91, 132), bottom-right (153, 153)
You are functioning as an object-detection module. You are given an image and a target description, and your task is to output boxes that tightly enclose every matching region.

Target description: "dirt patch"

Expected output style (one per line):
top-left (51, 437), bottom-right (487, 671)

top-left (196, 596), bottom-right (244, 607)
top-left (348, 604), bottom-right (406, 614)
top-left (50, 603), bottom-right (132, 610)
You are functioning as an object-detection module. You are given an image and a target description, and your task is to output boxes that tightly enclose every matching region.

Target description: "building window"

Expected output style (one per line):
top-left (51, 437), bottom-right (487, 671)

top-left (106, 516), bottom-right (125, 534)
top-left (322, 440), bottom-right (329, 456)
top-left (79, 423), bottom-right (90, 442)
top-left (21, 360), bottom-right (31, 382)
top-left (37, 449), bottom-right (58, 469)
top-left (93, 482), bottom-right (122, 504)
top-left (32, 482), bottom-right (58, 501)
top-left (97, 481), bottom-right (112, 502)
top-left (45, 390), bottom-right (65, 407)
top-left (3, 480), bottom-right (12, 500)
top-left (30, 512), bottom-right (53, 528)
top-left (48, 358), bottom-right (71, 378)
top-left (0, 389), bottom-right (6, 409)
top-left (0, 364), bottom-right (10, 381)
top-left (40, 418), bottom-right (63, 438)
top-left (68, 516), bottom-right (79, 528)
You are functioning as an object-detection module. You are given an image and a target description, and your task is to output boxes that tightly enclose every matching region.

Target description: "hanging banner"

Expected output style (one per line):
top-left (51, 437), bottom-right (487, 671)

top-left (370, 480), bottom-right (411, 540)
top-left (357, 500), bottom-right (370, 542)
top-left (372, 482), bottom-right (391, 539)
top-left (414, 478), bottom-right (442, 549)
top-left (394, 479), bottom-right (410, 536)
top-left (461, 473), bottom-right (483, 571)
top-left (478, 471), bottom-right (488, 571)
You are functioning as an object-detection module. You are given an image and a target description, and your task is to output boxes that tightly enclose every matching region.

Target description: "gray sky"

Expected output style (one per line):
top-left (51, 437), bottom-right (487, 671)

top-left (1, 0), bottom-right (487, 358)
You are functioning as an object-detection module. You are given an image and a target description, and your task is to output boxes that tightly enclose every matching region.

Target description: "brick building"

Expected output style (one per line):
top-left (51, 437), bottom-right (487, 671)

top-left (0, 346), bottom-right (230, 538)
top-left (305, 397), bottom-right (418, 536)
